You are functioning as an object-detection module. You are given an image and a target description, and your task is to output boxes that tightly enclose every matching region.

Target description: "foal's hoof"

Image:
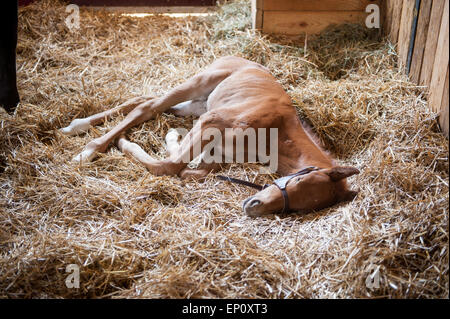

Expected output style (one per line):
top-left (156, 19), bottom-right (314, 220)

top-left (60, 118), bottom-right (91, 136)
top-left (72, 141), bottom-right (104, 163)
top-left (72, 148), bottom-right (98, 163)
top-left (165, 128), bottom-right (181, 144)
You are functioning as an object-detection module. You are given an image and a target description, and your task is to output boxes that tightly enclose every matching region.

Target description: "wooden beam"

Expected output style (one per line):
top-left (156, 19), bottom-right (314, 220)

top-left (428, 0), bottom-right (449, 114)
top-left (262, 0), bottom-right (376, 11)
top-left (82, 6), bottom-right (216, 13)
top-left (71, 0), bottom-right (215, 5)
top-left (419, 0), bottom-right (445, 87)
top-left (409, 0), bottom-right (433, 84)
top-left (251, 0), bottom-right (263, 30)
top-left (397, 0), bottom-right (416, 70)
top-left (439, 66), bottom-right (449, 138)
top-left (262, 11), bottom-right (367, 35)
top-left (389, 0), bottom-right (403, 44)
top-left (383, 0), bottom-right (395, 38)
top-left (406, 0), bottom-right (421, 74)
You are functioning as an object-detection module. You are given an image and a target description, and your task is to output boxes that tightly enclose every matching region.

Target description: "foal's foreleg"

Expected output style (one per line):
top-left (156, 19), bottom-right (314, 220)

top-left (168, 116), bottom-right (224, 178)
top-left (116, 136), bottom-right (186, 176)
top-left (116, 114), bottom-right (222, 177)
top-left (117, 120), bottom-right (207, 176)
top-left (113, 123), bottom-right (200, 176)
top-left (165, 127), bottom-right (221, 179)
top-left (165, 126), bottom-right (222, 179)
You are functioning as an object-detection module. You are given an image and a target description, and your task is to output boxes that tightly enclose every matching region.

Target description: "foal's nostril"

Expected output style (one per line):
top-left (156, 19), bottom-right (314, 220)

top-left (242, 197), bottom-right (252, 210)
top-left (243, 197), bottom-right (262, 211)
top-left (249, 199), bottom-right (261, 207)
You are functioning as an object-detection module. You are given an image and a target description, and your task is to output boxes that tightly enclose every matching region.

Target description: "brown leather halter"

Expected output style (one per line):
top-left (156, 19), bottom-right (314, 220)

top-left (217, 166), bottom-right (320, 213)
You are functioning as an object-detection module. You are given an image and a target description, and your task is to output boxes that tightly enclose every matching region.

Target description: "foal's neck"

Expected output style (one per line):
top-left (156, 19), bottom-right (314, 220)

top-left (278, 124), bottom-right (334, 176)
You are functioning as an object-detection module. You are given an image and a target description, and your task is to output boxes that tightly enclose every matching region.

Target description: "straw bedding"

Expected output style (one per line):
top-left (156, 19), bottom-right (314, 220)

top-left (0, 0), bottom-right (448, 298)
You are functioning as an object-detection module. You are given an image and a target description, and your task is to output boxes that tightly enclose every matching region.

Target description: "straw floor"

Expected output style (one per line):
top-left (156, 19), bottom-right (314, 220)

top-left (0, 0), bottom-right (448, 298)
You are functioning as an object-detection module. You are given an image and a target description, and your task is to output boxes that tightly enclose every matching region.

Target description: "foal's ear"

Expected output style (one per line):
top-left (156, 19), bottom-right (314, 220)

top-left (325, 166), bottom-right (360, 182)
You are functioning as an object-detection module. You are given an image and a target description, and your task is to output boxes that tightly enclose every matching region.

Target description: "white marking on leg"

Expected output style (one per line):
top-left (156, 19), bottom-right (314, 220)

top-left (117, 137), bottom-right (156, 165)
top-left (72, 147), bottom-right (98, 163)
top-left (60, 118), bottom-right (92, 136)
top-left (169, 98), bottom-right (207, 117)
top-left (165, 128), bottom-right (181, 144)
top-left (165, 128), bottom-right (181, 157)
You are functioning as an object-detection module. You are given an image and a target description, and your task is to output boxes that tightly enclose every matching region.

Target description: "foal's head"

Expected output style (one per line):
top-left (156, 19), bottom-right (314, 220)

top-left (243, 166), bottom-right (360, 217)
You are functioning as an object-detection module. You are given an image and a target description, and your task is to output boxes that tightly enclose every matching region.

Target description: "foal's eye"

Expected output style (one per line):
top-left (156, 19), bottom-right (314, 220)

top-left (295, 177), bottom-right (303, 183)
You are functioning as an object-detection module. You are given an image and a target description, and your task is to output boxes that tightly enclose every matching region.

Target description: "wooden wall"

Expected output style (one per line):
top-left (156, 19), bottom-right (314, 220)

top-left (252, 0), bottom-right (449, 138)
top-left (251, 0), bottom-right (379, 35)
top-left (384, 0), bottom-right (449, 138)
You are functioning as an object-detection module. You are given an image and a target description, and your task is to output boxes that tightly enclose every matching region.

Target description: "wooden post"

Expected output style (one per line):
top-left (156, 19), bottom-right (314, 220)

top-left (419, 0), bottom-right (445, 87)
top-left (439, 67), bottom-right (449, 138)
top-left (382, 0), bottom-right (395, 38)
top-left (251, 0), bottom-right (263, 30)
top-left (389, 0), bottom-right (404, 44)
top-left (409, 0), bottom-right (432, 83)
top-left (428, 0), bottom-right (449, 114)
top-left (397, 0), bottom-right (416, 70)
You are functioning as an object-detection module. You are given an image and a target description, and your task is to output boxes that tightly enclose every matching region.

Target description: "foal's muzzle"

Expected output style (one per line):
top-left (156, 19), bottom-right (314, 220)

top-left (219, 166), bottom-right (320, 216)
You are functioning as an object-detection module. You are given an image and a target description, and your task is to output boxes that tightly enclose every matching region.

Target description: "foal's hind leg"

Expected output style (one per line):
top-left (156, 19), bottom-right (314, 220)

top-left (60, 96), bottom-right (153, 136)
top-left (72, 69), bottom-right (231, 163)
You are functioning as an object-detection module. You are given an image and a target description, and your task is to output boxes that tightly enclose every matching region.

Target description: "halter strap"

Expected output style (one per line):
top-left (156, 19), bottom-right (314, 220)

top-left (216, 175), bottom-right (269, 191)
top-left (272, 166), bottom-right (319, 213)
top-left (216, 166), bottom-right (320, 213)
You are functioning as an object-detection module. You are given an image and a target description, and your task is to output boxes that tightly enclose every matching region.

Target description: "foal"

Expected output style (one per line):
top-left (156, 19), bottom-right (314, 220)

top-left (61, 56), bottom-right (359, 216)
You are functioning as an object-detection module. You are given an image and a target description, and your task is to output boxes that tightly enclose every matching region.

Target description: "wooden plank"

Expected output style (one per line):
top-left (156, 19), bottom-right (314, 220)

top-left (419, 0), bottom-right (445, 87)
top-left (262, 0), bottom-right (376, 11)
top-left (71, 0), bottom-right (215, 5)
top-left (262, 11), bottom-right (367, 35)
top-left (397, 0), bottom-right (416, 70)
top-left (428, 0), bottom-right (449, 114)
top-left (85, 6), bottom-right (215, 13)
top-left (383, 0), bottom-right (395, 38)
top-left (389, 0), bottom-right (403, 44)
top-left (18, 0), bottom-right (36, 5)
top-left (406, 0), bottom-right (421, 74)
top-left (409, 0), bottom-right (433, 84)
top-left (251, 0), bottom-right (263, 30)
top-left (439, 66), bottom-right (449, 138)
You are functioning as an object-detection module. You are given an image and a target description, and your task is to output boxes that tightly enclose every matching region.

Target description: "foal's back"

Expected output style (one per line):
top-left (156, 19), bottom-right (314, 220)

top-left (206, 57), bottom-right (292, 114)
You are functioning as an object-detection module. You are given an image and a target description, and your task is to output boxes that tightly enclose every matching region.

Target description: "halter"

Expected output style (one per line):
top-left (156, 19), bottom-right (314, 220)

top-left (216, 166), bottom-right (320, 213)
